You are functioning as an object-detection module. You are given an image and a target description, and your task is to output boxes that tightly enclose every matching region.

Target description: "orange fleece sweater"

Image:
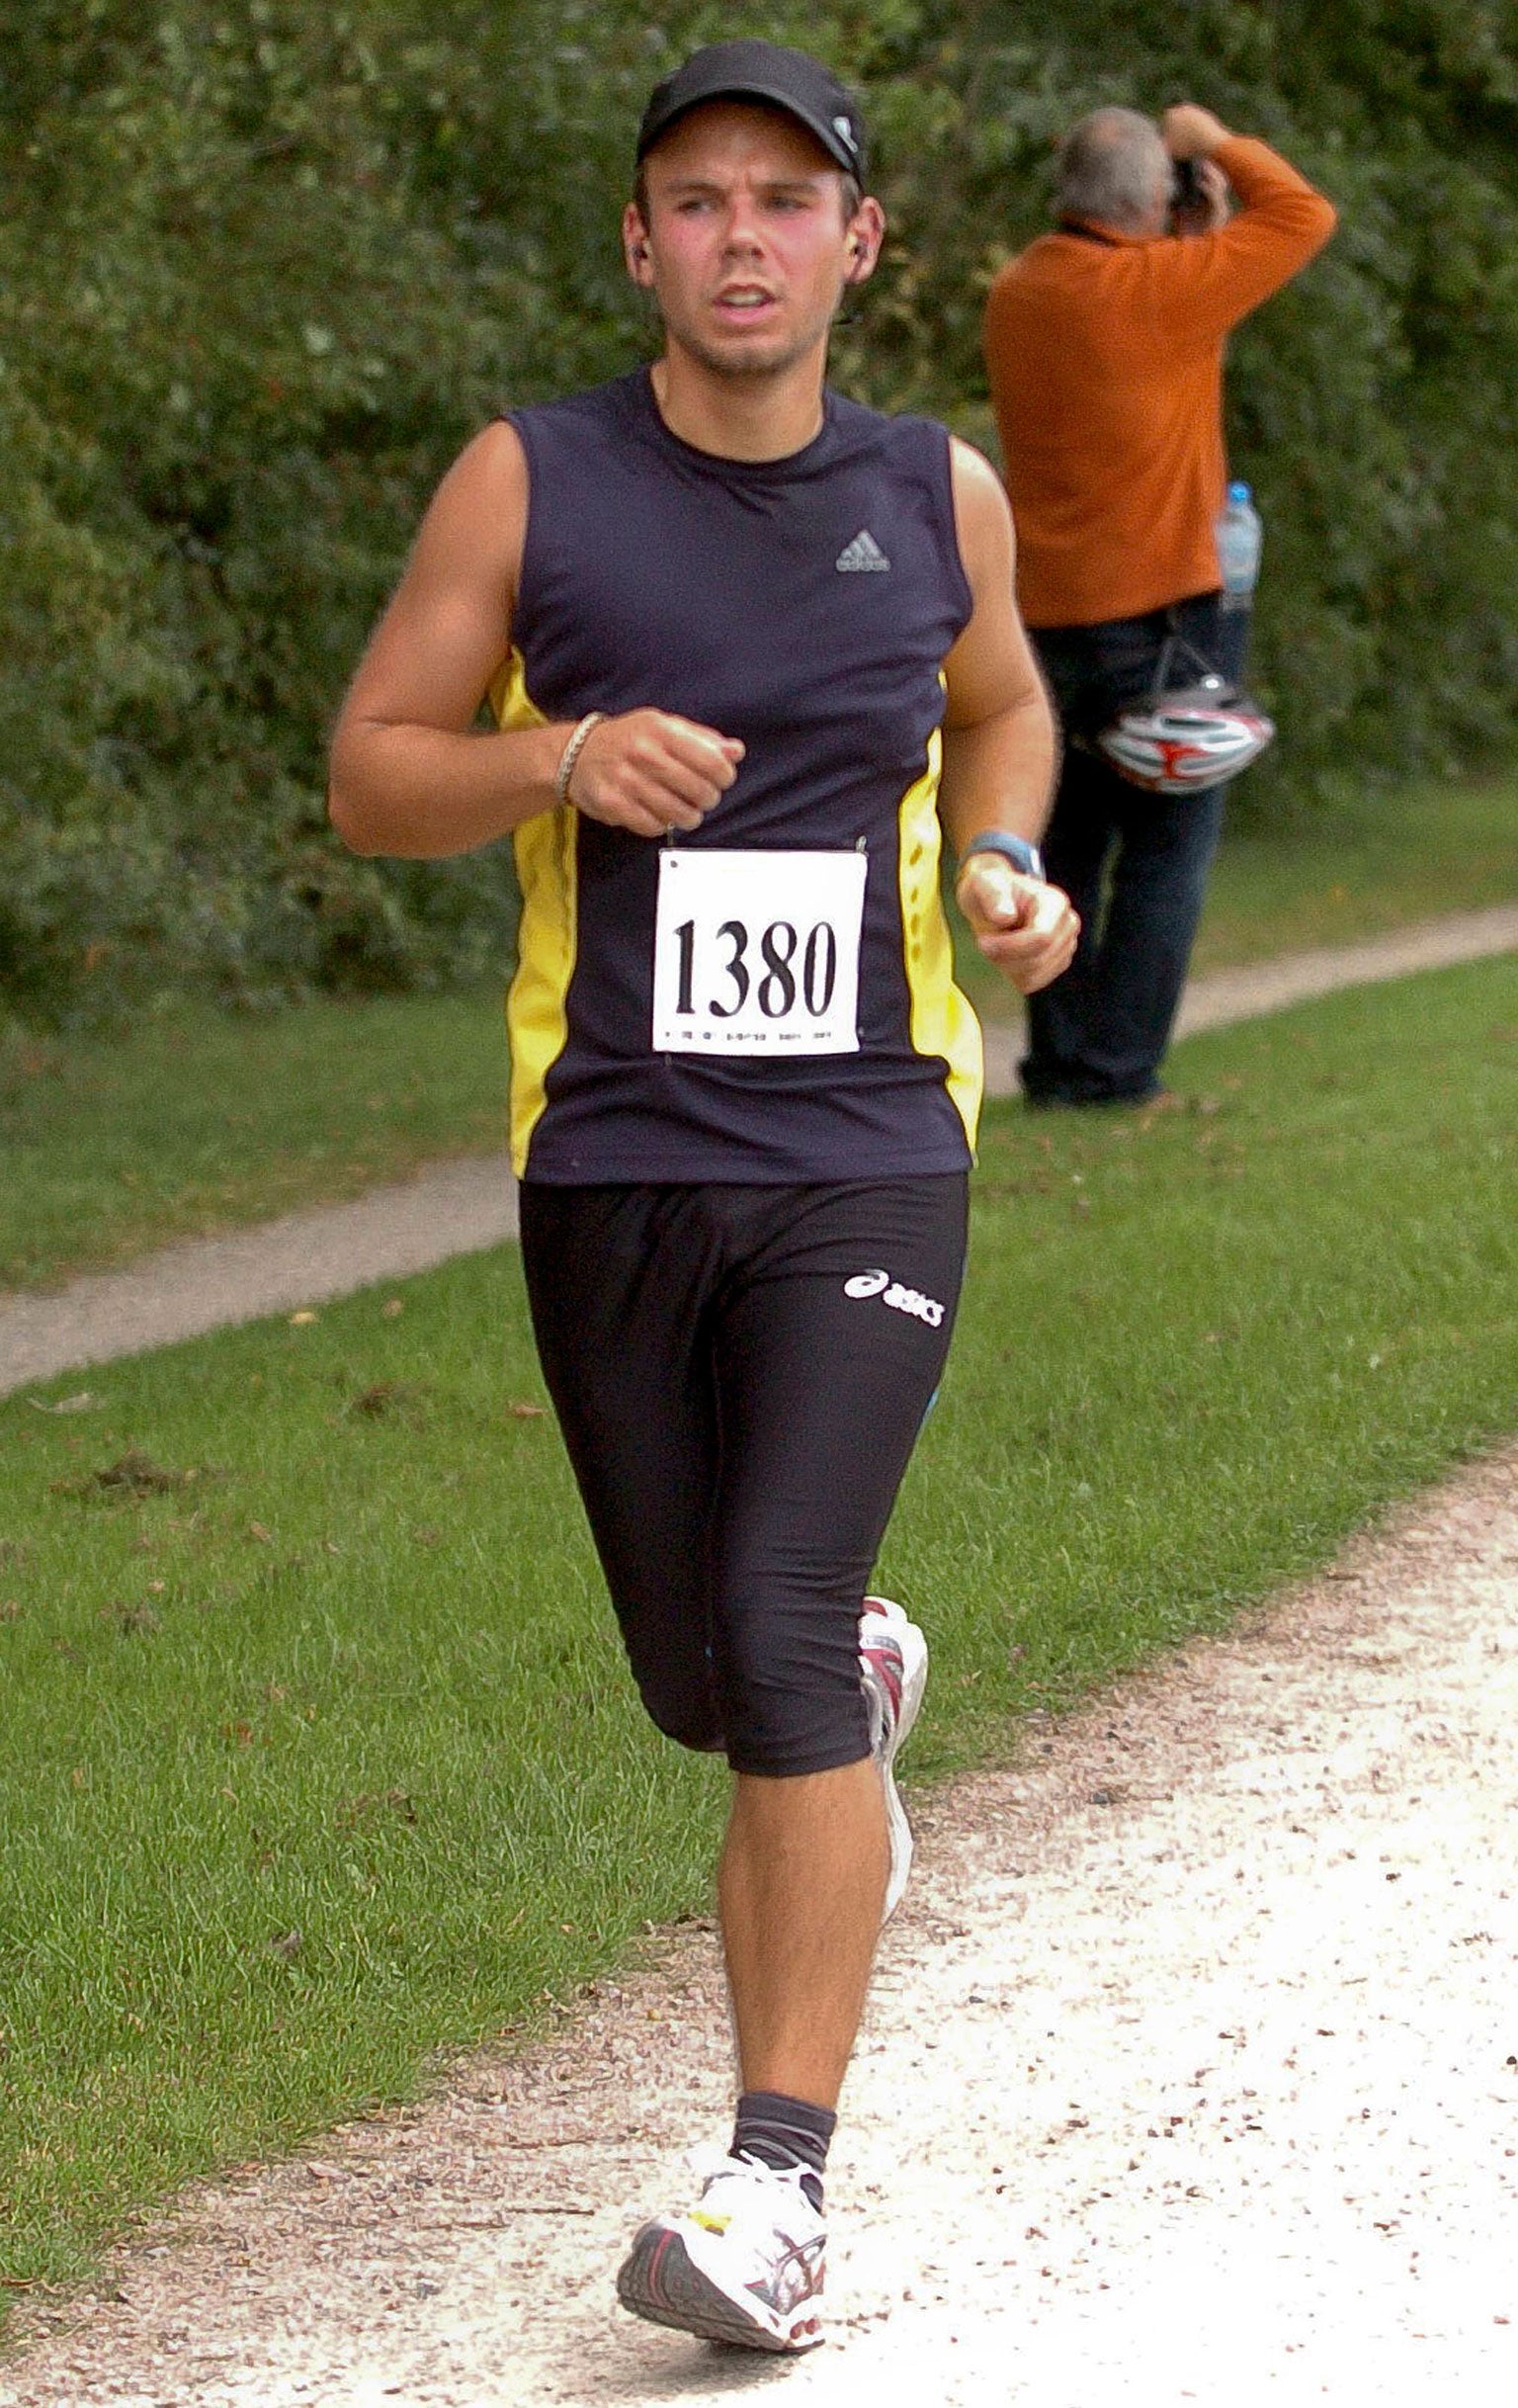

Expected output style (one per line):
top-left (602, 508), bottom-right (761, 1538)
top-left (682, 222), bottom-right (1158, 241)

top-left (983, 136), bottom-right (1336, 629)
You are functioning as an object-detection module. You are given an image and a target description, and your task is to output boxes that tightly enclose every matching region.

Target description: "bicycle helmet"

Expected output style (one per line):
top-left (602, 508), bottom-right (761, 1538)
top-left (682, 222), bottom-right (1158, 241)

top-left (1094, 675), bottom-right (1275, 797)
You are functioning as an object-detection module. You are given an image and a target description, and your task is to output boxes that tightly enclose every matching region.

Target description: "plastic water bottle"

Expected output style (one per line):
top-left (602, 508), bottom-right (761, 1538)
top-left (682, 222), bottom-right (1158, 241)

top-left (1216, 480), bottom-right (1263, 612)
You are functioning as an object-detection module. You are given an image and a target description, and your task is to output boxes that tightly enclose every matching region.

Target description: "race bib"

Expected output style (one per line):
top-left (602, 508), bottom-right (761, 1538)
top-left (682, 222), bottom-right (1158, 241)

top-left (651, 847), bottom-right (866, 1056)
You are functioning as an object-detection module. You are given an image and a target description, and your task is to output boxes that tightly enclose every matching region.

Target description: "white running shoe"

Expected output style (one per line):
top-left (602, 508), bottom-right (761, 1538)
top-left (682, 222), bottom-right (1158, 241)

top-left (859, 1593), bottom-right (928, 1920)
top-left (616, 2155), bottom-right (826, 2353)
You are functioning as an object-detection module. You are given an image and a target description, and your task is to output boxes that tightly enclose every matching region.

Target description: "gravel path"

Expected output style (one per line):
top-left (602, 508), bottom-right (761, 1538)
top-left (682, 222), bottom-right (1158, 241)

top-left (6, 905), bottom-right (1517, 1399)
top-left (5, 1449), bottom-right (1516, 2407)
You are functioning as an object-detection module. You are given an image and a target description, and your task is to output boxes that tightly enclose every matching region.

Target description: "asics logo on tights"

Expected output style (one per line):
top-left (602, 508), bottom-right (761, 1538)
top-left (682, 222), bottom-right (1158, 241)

top-left (843, 1268), bottom-right (945, 1329)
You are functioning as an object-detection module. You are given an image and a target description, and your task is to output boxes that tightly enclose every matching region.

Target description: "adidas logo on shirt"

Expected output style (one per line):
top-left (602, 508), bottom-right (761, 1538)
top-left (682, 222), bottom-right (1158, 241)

top-left (835, 529), bottom-right (890, 572)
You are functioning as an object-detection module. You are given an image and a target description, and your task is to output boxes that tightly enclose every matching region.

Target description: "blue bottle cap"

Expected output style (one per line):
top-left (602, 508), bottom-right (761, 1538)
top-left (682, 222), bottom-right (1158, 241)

top-left (1227, 479), bottom-right (1252, 503)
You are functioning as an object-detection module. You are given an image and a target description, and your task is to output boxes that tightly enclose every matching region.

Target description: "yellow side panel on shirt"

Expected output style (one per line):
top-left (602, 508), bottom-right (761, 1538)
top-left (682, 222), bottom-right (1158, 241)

top-left (488, 648), bottom-right (576, 1177)
top-left (896, 724), bottom-right (984, 1153)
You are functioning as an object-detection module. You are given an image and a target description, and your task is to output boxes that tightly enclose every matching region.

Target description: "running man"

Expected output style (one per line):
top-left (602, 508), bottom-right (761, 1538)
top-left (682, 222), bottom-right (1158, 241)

top-left (329, 39), bottom-right (1076, 2355)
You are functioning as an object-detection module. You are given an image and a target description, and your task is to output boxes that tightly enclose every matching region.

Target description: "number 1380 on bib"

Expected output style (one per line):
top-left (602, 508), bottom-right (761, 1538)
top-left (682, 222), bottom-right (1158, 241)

top-left (651, 849), bottom-right (866, 1056)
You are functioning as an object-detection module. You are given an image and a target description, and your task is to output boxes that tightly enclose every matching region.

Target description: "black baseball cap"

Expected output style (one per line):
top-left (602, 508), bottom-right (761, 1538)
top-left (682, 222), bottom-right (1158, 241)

top-left (635, 40), bottom-right (867, 181)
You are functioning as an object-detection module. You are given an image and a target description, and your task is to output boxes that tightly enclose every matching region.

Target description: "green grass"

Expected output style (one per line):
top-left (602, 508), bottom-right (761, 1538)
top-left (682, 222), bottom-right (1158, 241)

top-left (3, 954), bottom-right (1517, 2301)
top-left (951, 761), bottom-right (1518, 1020)
top-left (0, 989), bottom-right (510, 1291)
top-left (1192, 764), bottom-right (1518, 970)
top-left (6, 768), bottom-right (1517, 1293)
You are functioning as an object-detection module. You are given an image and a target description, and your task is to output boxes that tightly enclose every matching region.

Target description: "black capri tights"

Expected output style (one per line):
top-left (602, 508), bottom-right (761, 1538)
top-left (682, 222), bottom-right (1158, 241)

top-left (519, 1176), bottom-right (967, 1778)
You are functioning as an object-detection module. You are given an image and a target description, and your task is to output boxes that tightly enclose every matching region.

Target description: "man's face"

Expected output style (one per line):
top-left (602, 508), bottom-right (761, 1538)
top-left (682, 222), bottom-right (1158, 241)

top-left (625, 102), bottom-right (881, 382)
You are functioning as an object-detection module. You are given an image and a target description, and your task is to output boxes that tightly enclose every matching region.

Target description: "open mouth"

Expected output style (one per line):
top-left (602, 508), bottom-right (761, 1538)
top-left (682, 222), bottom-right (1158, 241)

top-left (712, 287), bottom-right (779, 327)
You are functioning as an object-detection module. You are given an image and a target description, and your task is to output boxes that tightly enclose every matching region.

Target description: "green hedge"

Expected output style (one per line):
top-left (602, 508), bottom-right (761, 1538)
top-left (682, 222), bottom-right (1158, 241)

top-left (4, 0), bottom-right (1517, 1021)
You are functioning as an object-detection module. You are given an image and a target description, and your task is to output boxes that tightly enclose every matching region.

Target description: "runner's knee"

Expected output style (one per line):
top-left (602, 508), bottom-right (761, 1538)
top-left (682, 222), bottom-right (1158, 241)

top-left (714, 1590), bottom-right (873, 1778)
top-left (617, 1613), bottom-right (724, 1755)
top-left (635, 1683), bottom-right (726, 1756)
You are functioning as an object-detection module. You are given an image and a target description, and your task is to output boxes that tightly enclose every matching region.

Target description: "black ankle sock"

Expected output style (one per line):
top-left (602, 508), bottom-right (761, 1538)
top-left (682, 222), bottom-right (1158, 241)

top-left (730, 2089), bottom-right (835, 2212)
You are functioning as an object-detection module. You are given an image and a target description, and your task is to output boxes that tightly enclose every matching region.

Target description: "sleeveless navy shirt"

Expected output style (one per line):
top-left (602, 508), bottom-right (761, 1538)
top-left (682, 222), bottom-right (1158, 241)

top-left (493, 369), bottom-right (982, 1183)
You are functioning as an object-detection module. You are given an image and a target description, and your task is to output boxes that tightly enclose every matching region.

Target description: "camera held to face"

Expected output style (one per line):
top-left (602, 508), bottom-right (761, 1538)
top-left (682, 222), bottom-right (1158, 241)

top-left (1168, 155), bottom-right (1207, 233)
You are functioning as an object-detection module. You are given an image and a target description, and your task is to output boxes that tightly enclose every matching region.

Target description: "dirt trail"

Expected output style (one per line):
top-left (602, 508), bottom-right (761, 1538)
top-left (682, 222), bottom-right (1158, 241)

top-left (6, 905), bottom-right (1517, 1399)
top-left (0, 1161), bottom-right (517, 1399)
top-left (6, 1448), bottom-right (1515, 2408)
top-left (976, 900), bottom-right (1518, 1089)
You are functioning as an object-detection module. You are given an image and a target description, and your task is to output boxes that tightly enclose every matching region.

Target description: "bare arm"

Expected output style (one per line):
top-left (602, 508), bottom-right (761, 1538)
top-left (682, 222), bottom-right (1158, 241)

top-left (939, 441), bottom-right (1078, 995)
top-left (327, 420), bottom-right (741, 858)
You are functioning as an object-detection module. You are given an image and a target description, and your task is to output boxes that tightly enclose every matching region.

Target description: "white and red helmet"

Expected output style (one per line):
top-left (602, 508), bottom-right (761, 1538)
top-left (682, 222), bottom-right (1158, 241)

top-left (1094, 680), bottom-right (1275, 796)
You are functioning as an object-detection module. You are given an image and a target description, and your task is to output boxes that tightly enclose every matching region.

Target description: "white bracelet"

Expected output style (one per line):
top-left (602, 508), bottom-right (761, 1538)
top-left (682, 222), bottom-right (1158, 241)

top-left (553, 712), bottom-right (607, 807)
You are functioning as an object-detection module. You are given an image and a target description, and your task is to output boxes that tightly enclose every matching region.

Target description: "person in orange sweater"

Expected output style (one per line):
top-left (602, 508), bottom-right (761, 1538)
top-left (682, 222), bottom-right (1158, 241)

top-left (983, 103), bottom-right (1335, 1104)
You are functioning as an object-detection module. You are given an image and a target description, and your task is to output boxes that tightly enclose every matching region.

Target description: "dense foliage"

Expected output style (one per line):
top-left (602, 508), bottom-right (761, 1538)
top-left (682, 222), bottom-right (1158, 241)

top-left (4, 0), bottom-right (1516, 1020)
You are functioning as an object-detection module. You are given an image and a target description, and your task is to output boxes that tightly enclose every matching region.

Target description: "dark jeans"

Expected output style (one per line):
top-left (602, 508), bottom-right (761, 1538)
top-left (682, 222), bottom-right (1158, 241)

top-left (1023, 591), bottom-right (1243, 1106)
